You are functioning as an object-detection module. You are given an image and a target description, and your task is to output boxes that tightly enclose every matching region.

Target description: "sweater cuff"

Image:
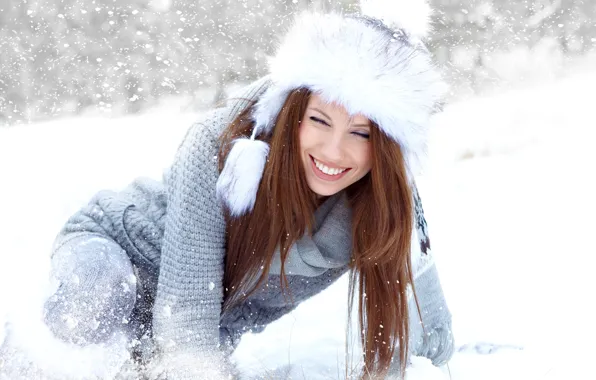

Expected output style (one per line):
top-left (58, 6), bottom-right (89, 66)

top-left (144, 350), bottom-right (234, 380)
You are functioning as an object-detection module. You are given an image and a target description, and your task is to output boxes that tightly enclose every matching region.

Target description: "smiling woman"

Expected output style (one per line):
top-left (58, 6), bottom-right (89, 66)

top-left (217, 74), bottom-right (449, 378)
top-left (300, 94), bottom-right (373, 197)
top-left (39, 1), bottom-right (454, 379)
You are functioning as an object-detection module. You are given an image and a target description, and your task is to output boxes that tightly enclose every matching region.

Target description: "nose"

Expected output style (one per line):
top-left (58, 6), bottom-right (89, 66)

top-left (321, 131), bottom-right (345, 163)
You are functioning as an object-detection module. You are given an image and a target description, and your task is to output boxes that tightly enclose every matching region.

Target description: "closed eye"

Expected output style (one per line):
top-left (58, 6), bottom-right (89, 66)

top-left (352, 131), bottom-right (370, 139)
top-left (310, 116), bottom-right (330, 126)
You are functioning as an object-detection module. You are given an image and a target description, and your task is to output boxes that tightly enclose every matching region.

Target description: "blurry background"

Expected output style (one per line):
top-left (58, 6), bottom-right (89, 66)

top-left (1, 0), bottom-right (595, 125)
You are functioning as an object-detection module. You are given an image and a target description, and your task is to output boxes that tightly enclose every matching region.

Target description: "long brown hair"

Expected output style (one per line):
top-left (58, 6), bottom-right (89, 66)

top-left (218, 89), bottom-right (419, 378)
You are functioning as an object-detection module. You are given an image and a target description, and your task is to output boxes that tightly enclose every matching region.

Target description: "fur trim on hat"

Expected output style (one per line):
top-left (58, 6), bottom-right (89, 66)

top-left (252, 11), bottom-right (447, 176)
top-left (361, 0), bottom-right (434, 39)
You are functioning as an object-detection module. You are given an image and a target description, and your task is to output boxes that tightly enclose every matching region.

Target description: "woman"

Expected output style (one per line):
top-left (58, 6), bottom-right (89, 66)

top-left (44, 2), bottom-right (454, 379)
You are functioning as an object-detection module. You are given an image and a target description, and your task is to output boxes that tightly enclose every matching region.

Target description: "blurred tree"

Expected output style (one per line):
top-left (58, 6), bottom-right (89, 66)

top-left (1, 0), bottom-right (594, 125)
top-left (427, 0), bottom-right (596, 92)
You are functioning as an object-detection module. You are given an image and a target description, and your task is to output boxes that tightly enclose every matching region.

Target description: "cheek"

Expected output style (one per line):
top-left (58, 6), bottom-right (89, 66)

top-left (298, 123), bottom-right (307, 150)
top-left (354, 144), bottom-right (372, 171)
top-left (298, 123), bottom-right (317, 150)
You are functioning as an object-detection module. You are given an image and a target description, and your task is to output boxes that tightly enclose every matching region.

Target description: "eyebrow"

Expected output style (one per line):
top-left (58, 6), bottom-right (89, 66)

top-left (310, 107), bottom-right (371, 128)
top-left (311, 107), bottom-right (332, 121)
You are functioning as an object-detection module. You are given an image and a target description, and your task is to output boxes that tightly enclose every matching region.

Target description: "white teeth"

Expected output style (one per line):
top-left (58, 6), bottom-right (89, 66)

top-left (313, 158), bottom-right (346, 176)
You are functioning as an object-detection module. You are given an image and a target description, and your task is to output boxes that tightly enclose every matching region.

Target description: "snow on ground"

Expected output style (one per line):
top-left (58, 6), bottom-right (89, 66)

top-left (0, 63), bottom-right (595, 379)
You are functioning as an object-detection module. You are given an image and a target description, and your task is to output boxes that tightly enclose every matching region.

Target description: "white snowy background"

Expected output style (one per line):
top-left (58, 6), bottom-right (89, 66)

top-left (1, 39), bottom-right (595, 380)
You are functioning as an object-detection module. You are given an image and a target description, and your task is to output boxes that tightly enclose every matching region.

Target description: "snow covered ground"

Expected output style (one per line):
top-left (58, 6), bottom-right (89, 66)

top-left (1, 61), bottom-right (595, 379)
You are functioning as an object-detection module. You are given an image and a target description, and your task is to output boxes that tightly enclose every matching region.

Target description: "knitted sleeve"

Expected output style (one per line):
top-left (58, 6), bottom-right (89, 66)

top-left (149, 79), bottom-right (270, 378)
top-left (387, 186), bottom-right (454, 379)
top-left (51, 177), bottom-right (167, 270)
top-left (408, 185), bottom-right (455, 367)
top-left (151, 112), bottom-right (227, 352)
top-left (410, 263), bottom-right (454, 366)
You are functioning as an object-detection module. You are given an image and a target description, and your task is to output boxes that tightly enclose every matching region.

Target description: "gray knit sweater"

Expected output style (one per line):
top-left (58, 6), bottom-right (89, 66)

top-left (53, 78), bottom-right (454, 378)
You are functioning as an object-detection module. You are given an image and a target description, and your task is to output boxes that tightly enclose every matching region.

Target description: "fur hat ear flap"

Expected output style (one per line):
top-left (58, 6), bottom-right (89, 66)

top-left (216, 137), bottom-right (270, 217)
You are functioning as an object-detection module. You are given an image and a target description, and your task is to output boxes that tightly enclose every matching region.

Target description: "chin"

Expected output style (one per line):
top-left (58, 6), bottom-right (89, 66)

top-left (307, 183), bottom-right (344, 198)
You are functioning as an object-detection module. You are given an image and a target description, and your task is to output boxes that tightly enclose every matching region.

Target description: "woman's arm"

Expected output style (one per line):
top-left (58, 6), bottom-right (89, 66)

top-left (50, 78), bottom-right (271, 379)
top-left (409, 185), bottom-right (455, 366)
top-left (52, 177), bottom-right (167, 271)
top-left (149, 110), bottom-right (228, 366)
top-left (149, 79), bottom-right (270, 379)
top-left (410, 262), bottom-right (455, 366)
top-left (47, 118), bottom-right (232, 379)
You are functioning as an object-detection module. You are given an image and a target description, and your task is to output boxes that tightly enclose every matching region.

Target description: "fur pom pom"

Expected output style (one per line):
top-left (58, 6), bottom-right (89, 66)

top-left (216, 138), bottom-right (269, 217)
top-left (360, 0), bottom-right (433, 38)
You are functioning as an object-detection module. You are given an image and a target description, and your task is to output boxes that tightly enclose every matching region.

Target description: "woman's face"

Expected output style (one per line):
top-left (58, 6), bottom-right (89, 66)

top-left (299, 94), bottom-right (372, 197)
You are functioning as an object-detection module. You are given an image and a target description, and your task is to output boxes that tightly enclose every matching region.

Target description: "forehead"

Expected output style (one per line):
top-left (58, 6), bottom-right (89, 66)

top-left (308, 93), bottom-right (370, 124)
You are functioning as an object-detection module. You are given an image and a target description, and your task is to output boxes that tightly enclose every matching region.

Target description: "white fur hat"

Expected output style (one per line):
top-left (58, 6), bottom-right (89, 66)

top-left (217, 0), bottom-right (447, 217)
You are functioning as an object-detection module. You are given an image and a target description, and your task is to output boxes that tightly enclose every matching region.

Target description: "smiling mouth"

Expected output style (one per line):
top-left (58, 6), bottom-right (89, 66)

top-left (309, 155), bottom-right (351, 180)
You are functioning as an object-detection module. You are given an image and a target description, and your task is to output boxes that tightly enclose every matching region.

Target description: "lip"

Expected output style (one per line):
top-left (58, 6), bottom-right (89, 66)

top-left (309, 155), bottom-right (351, 181)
